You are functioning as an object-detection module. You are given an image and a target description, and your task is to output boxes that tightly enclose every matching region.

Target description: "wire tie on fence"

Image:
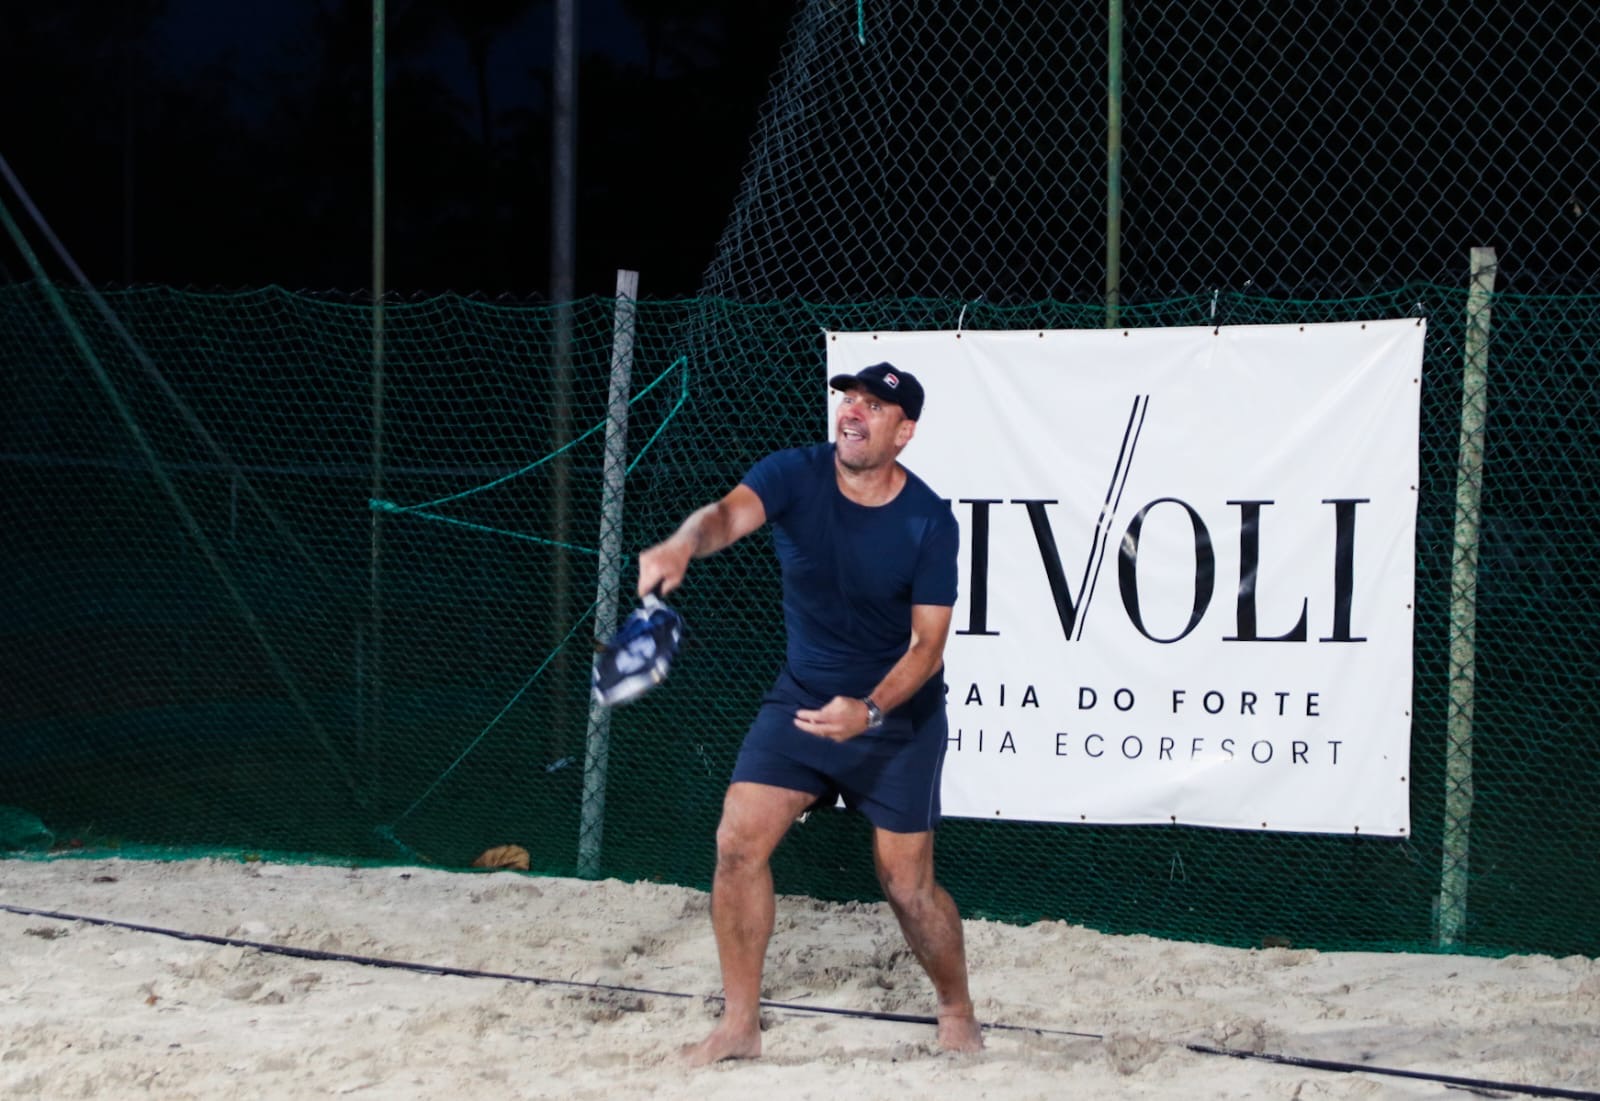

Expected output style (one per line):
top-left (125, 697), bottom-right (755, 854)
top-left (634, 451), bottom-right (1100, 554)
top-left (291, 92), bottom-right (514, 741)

top-left (957, 295), bottom-right (983, 333)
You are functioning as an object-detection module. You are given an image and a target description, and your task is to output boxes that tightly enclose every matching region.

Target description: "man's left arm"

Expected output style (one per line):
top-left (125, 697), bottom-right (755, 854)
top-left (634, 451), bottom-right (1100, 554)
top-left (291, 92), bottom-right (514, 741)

top-left (793, 603), bottom-right (954, 742)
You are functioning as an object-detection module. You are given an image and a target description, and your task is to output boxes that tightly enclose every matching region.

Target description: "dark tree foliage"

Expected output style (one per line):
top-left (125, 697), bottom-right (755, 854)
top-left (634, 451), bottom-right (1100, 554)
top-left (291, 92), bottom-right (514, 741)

top-left (0, 0), bottom-right (796, 296)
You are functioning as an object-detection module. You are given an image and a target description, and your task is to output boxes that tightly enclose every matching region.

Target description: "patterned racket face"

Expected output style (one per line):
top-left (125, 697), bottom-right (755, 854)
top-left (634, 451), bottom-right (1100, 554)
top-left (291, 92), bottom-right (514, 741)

top-left (591, 594), bottom-right (685, 706)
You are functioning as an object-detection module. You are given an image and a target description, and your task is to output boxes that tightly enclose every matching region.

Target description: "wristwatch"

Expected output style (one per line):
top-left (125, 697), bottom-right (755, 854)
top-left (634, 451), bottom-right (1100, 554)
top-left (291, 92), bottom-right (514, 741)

top-left (861, 696), bottom-right (884, 729)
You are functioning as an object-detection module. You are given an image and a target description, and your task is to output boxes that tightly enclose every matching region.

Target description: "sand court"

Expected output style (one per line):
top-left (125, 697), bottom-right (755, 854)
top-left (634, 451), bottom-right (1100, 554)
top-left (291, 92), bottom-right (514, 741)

top-left (3, 857), bottom-right (1597, 1100)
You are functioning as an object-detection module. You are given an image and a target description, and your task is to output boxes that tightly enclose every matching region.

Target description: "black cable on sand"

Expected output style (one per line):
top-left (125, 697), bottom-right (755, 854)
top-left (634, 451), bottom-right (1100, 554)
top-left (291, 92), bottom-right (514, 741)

top-left (4, 902), bottom-right (1596, 1101)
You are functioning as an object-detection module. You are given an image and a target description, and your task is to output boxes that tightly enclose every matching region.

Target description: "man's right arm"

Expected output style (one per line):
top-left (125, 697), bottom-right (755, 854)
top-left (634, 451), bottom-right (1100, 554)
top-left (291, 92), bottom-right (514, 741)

top-left (636, 483), bottom-right (767, 598)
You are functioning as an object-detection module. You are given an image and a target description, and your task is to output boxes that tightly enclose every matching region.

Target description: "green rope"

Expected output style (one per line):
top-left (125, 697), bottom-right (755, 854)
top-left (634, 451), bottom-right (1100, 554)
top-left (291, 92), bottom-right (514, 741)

top-left (370, 355), bottom-right (687, 516)
top-left (366, 502), bottom-right (602, 555)
top-left (373, 358), bottom-right (693, 829)
top-left (369, 354), bottom-right (689, 548)
top-left (370, 355), bottom-right (695, 836)
top-left (625, 365), bottom-right (689, 475)
top-left (371, 825), bottom-right (433, 864)
top-left (383, 596), bottom-right (601, 829)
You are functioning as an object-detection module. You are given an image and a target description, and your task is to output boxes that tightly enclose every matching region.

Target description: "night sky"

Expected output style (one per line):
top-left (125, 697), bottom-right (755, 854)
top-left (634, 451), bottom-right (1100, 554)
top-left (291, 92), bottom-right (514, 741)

top-left (152, 0), bottom-right (648, 115)
top-left (0, 0), bottom-right (796, 297)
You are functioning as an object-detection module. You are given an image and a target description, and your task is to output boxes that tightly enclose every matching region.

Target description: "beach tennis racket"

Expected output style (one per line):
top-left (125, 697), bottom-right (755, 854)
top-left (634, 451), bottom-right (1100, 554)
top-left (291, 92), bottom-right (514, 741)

top-left (591, 588), bottom-right (685, 706)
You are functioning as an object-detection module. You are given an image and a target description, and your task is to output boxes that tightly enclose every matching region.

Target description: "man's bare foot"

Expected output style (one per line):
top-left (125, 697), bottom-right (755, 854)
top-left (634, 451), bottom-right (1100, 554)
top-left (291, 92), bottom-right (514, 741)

top-left (680, 1022), bottom-right (762, 1067)
top-left (937, 1010), bottom-right (985, 1054)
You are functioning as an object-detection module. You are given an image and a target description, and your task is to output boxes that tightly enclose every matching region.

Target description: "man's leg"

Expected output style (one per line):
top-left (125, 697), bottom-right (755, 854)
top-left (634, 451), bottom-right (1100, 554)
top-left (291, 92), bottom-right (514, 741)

top-left (682, 780), bottom-right (817, 1066)
top-left (872, 828), bottom-right (984, 1053)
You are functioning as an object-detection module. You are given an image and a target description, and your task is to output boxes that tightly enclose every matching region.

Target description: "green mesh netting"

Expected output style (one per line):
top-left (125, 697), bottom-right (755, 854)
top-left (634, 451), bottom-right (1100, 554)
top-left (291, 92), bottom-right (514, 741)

top-left (3, 284), bottom-right (1598, 958)
top-left (5, 0), bottom-right (1600, 958)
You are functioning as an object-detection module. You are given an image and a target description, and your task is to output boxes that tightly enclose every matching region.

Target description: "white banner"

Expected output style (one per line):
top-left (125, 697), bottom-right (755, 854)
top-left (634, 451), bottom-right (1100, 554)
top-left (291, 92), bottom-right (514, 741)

top-left (826, 322), bottom-right (1424, 836)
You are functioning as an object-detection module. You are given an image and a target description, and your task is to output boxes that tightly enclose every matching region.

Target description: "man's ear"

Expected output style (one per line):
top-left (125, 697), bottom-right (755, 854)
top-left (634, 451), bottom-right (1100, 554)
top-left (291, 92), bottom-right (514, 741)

top-left (895, 417), bottom-right (917, 448)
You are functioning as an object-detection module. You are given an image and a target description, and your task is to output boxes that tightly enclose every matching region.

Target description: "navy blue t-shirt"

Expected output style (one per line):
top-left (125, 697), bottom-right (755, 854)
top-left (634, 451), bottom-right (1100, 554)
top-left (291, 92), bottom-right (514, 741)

top-left (741, 443), bottom-right (959, 699)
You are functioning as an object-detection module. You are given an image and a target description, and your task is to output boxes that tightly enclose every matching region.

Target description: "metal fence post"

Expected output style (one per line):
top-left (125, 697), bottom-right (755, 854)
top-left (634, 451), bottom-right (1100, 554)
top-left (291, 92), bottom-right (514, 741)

top-left (1438, 245), bottom-right (1496, 946)
top-left (578, 268), bottom-right (640, 878)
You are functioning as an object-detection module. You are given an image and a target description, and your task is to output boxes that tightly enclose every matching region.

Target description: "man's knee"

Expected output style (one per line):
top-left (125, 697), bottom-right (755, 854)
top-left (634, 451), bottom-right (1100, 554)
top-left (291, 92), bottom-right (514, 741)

top-left (876, 862), bottom-right (938, 914)
top-left (873, 830), bottom-right (938, 907)
top-left (713, 806), bottom-right (789, 874)
top-left (713, 816), bottom-right (764, 872)
top-left (714, 783), bottom-right (815, 874)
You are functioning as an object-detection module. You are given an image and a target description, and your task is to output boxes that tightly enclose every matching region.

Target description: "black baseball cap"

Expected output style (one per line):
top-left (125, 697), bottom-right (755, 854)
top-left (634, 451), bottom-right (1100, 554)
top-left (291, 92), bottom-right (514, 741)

top-left (828, 362), bottom-right (926, 421)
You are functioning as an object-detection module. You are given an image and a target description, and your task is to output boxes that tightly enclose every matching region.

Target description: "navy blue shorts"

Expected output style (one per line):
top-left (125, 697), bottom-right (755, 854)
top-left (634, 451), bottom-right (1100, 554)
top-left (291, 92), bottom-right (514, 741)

top-left (730, 667), bottom-right (949, 834)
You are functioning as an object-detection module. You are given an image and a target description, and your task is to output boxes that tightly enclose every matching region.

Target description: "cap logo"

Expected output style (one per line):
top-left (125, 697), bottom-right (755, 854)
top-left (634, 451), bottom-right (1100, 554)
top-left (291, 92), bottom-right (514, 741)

top-left (883, 372), bottom-right (900, 389)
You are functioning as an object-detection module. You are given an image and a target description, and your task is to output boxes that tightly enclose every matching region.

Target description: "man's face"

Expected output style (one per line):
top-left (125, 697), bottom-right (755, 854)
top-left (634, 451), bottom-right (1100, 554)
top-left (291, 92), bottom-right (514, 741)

top-left (835, 388), bottom-right (916, 472)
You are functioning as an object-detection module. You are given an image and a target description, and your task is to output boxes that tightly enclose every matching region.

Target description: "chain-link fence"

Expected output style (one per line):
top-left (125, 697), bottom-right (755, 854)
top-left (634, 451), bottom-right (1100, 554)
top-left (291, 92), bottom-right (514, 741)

top-left (706, 1), bottom-right (1598, 303)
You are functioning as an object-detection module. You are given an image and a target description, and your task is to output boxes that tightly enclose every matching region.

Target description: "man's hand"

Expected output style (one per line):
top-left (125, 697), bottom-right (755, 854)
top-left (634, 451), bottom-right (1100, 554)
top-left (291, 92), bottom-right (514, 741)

top-left (794, 696), bottom-right (875, 742)
top-left (637, 536), bottom-right (693, 599)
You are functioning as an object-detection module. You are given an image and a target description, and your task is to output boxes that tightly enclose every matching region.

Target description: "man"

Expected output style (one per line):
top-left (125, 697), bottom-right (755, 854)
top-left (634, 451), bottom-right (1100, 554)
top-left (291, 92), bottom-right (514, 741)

top-left (636, 362), bottom-right (983, 1065)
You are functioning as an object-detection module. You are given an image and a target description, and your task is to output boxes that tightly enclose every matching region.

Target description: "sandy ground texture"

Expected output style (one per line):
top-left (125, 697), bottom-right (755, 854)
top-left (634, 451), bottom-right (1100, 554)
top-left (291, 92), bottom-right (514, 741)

top-left (1, 856), bottom-right (1597, 1100)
